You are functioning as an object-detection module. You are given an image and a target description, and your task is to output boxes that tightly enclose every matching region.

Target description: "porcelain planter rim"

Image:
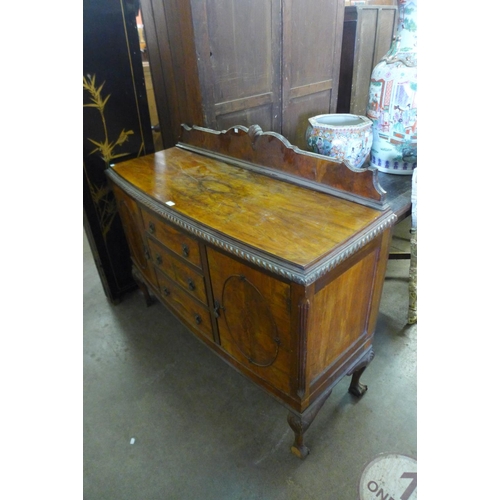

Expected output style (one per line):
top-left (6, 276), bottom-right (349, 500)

top-left (305, 113), bottom-right (373, 170)
top-left (308, 113), bottom-right (372, 129)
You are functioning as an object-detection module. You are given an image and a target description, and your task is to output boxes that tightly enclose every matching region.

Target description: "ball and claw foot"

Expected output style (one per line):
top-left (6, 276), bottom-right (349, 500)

top-left (348, 374), bottom-right (368, 397)
top-left (287, 413), bottom-right (311, 460)
top-left (347, 347), bottom-right (374, 398)
top-left (290, 441), bottom-right (310, 459)
top-left (287, 389), bottom-right (332, 459)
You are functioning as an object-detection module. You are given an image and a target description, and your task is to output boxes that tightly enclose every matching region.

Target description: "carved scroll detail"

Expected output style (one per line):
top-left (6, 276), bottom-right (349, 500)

top-left (247, 124), bottom-right (263, 150)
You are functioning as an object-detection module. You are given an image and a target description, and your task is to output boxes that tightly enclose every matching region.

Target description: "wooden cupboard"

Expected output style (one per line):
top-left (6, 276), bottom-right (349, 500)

top-left (140, 0), bottom-right (345, 150)
top-left (337, 5), bottom-right (398, 115)
top-left (106, 124), bottom-right (398, 458)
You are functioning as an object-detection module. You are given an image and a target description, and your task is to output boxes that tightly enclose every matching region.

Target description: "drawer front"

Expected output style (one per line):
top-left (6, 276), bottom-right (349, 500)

top-left (148, 238), bottom-right (207, 305)
top-left (141, 210), bottom-right (202, 269)
top-left (156, 270), bottom-right (213, 340)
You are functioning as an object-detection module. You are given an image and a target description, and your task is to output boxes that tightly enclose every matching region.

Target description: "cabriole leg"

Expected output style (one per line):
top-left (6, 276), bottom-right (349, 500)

top-left (287, 389), bottom-right (332, 459)
top-left (347, 347), bottom-right (375, 397)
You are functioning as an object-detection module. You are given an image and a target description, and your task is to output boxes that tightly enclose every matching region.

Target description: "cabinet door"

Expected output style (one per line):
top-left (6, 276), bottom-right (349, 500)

top-left (111, 184), bottom-right (156, 285)
top-left (192, 0), bottom-right (282, 132)
top-left (207, 247), bottom-right (293, 397)
top-left (282, 0), bottom-right (345, 149)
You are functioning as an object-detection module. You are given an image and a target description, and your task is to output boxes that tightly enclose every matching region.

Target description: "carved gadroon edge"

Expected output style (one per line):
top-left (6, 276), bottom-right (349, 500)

top-left (177, 124), bottom-right (388, 211)
top-left (107, 170), bottom-right (397, 286)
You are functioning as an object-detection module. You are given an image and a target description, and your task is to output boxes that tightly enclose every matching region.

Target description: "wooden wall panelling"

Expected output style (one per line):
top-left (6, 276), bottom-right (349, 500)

top-left (282, 0), bottom-right (345, 150)
top-left (337, 5), bottom-right (397, 115)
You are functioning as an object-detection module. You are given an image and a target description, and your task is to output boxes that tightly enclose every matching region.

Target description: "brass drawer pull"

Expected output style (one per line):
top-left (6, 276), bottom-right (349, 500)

top-left (148, 221), bottom-right (155, 234)
top-left (144, 247), bottom-right (151, 260)
top-left (182, 243), bottom-right (190, 257)
top-left (194, 313), bottom-right (202, 325)
top-left (162, 287), bottom-right (170, 296)
top-left (155, 253), bottom-right (162, 265)
top-left (187, 277), bottom-right (196, 291)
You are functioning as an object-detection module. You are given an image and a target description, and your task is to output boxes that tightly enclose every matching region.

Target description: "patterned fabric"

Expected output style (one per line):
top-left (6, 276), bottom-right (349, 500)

top-left (408, 168), bottom-right (417, 324)
top-left (411, 168), bottom-right (417, 228)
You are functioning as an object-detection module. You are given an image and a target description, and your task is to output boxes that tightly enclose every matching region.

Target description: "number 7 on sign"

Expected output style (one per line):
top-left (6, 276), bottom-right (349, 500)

top-left (400, 472), bottom-right (417, 500)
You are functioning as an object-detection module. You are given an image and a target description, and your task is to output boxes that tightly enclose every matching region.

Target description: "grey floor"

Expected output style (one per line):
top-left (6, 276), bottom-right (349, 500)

top-left (83, 218), bottom-right (416, 500)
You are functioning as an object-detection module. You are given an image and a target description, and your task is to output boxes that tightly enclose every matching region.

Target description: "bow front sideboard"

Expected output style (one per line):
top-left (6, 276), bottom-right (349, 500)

top-left (105, 124), bottom-right (400, 458)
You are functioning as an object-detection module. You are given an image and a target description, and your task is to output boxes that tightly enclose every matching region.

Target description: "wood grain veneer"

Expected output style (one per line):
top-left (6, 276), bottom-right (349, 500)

top-left (106, 125), bottom-right (398, 458)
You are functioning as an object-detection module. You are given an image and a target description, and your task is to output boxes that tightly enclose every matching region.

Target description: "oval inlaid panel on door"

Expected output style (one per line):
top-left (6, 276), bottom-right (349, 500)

top-left (222, 274), bottom-right (280, 367)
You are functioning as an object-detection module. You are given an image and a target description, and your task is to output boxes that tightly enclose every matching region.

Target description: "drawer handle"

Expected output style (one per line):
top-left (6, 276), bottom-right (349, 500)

top-left (155, 253), bottom-right (162, 265)
top-left (187, 277), bottom-right (196, 291)
top-left (194, 313), bottom-right (202, 325)
top-left (213, 300), bottom-right (224, 319)
top-left (162, 287), bottom-right (170, 296)
top-left (144, 247), bottom-right (151, 260)
top-left (148, 221), bottom-right (155, 234)
top-left (182, 243), bottom-right (189, 257)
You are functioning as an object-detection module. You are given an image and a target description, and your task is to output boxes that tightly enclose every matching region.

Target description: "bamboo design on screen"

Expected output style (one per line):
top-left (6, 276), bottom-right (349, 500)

top-left (83, 74), bottom-right (135, 165)
top-left (83, 74), bottom-right (136, 239)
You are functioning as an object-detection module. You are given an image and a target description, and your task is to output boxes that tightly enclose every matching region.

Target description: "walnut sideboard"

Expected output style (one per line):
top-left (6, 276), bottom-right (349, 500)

top-left (105, 124), bottom-right (398, 458)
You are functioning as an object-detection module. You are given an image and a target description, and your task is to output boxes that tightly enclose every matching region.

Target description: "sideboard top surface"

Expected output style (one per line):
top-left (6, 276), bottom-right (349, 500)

top-left (111, 146), bottom-right (389, 269)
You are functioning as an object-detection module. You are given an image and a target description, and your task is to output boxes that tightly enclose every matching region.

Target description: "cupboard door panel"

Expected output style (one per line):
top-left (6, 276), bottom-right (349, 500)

top-left (111, 185), bottom-right (156, 285)
top-left (144, 0), bottom-right (345, 148)
top-left (215, 104), bottom-right (274, 133)
top-left (195, 0), bottom-right (282, 131)
top-left (207, 247), bottom-right (293, 396)
top-left (281, 90), bottom-right (333, 153)
top-left (282, 0), bottom-right (344, 149)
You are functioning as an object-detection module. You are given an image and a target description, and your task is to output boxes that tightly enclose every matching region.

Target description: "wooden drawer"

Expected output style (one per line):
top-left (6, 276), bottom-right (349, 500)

top-left (155, 270), bottom-right (213, 340)
top-left (141, 209), bottom-right (202, 269)
top-left (148, 238), bottom-right (207, 305)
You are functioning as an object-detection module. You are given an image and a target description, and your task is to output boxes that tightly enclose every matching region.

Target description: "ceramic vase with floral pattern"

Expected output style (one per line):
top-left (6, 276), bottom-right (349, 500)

top-left (367, 0), bottom-right (417, 175)
top-left (305, 114), bottom-right (373, 170)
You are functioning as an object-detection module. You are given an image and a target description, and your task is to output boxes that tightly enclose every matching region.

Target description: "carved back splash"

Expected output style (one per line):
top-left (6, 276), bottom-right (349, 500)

top-left (177, 124), bottom-right (387, 210)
